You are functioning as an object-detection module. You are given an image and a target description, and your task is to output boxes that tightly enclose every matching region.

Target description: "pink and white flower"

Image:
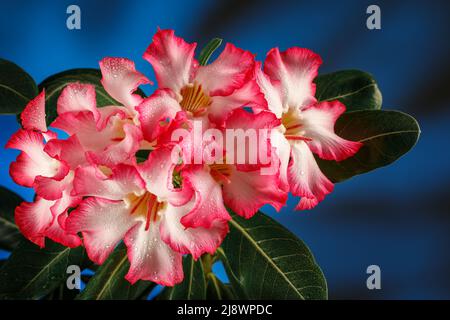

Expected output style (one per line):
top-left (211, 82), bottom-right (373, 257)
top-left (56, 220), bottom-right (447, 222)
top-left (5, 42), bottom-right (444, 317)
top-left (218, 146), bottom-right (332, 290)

top-left (6, 91), bottom-right (81, 248)
top-left (6, 29), bottom-right (365, 287)
top-left (169, 108), bottom-right (287, 224)
top-left (66, 147), bottom-right (228, 285)
top-left (52, 72), bottom-right (145, 167)
top-left (137, 29), bottom-right (267, 145)
top-left (256, 48), bottom-right (363, 209)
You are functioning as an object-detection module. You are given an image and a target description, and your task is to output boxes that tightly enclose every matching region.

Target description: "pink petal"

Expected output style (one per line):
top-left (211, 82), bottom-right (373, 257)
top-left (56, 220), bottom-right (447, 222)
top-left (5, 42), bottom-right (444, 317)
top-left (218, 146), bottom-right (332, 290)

top-left (42, 130), bottom-right (58, 142)
top-left (53, 111), bottom-right (138, 166)
top-left (44, 188), bottom-right (82, 248)
top-left (208, 79), bottom-right (267, 125)
top-left (155, 110), bottom-right (191, 148)
top-left (20, 90), bottom-right (47, 132)
top-left (45, 214), bottom-right (82, 248)
top-left (138, 147), bottom-right (193, 206)
top-left (124, 221), bottom-right (183, 286)
top-left (302, 101), bottom-right (363, 161)
top-left (96, 106), bottom-right (129, 131)
top-left (264, 47), bottom-right (322, 110)
top-left (73, 164), bottom-right (145, 200)
top-left (51, 111), bottom-right (113, 150)
top-left (195, 43), bottom-right (255, 97)
top-left (66, 197), bottom-right (138, 264)
top-left (136, 89), bottom-right (181, 143)
top-left (44, 135), bottom-right (87, 170)
top-left (224, 108), bottom-right (280, 131)
top-left (223, 167), bottom-right (287, 219)
top-left (99, 57), bottom-right (151, 110)
top-left (143, 29), bottom-right (197, 94)
top-left (34, 171), bottom-right (74, 201)
top-left (57, 83), bottom-right (99, 122)
top-left (6, 129), bottom-right (67, 187)
top-left (180, 166), bottom-right (230, 229)
top-left (223, 109), bottom-right (280, 168)
top-left (270, 129), bottom-right (291, 191)
top-left (255, 65), bottom-right (285, 118)
top-left (288, 141), bottom-right (334, 210)
top-left (86, 123), bottom-right (142, 166)
top-left (159, 201), bottom-right (228, 259)
top-left (50, 188), bottom-right (81, 218)
top-left (15, 197), bottom-right (55, 248)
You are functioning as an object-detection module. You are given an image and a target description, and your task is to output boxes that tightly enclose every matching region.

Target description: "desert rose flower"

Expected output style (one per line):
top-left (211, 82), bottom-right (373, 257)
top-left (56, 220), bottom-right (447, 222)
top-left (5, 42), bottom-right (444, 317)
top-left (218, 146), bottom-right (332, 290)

top-left (6, 91), bottom-right (81, 247)
top-left (170, 108), bottom-right (288, 225)
top-left (66, 147), bottom-right (228, 285)
top-left (255, 48), bottom-right (363, 209)
top-left (137, 29), bottom-right (267, 145)
top-left (52, 61), bottom-right (147, 167)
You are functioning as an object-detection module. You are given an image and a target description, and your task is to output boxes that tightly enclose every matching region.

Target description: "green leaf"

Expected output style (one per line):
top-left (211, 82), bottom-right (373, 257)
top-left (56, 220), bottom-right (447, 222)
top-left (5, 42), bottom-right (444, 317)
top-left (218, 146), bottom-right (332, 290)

top-left (220, 211), bottom-right (327, 300)
top-left (315, 70), bottom-right (382, 112)
top-left (135, 150), bottom-right (150, 163)
top-left (45, 282), bottom-right (79, 300)
top-left (198, 38), bottom-right (223, 66)
top-left (0, 58), bottom-right (38, 114)
top-left (317, 110), bottom-right (420, 182)
top-left (160, 255), bottom-right (207, 300)
top-left (0, 239), bottom-right (85, 299)
top-left (206, 273), bottom-right (236, 300)
top-left (38, 68), bottom-right (146, 125)
top-left (0, 187), bottom-right (24, 251)
top-left (76, 244), bottom-right (153, 300)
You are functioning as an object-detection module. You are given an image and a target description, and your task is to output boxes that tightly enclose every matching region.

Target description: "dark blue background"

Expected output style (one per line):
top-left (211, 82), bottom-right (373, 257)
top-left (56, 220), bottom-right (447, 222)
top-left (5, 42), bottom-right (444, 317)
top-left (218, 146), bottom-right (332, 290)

top-left (1, 0), bottom-right (449, 299)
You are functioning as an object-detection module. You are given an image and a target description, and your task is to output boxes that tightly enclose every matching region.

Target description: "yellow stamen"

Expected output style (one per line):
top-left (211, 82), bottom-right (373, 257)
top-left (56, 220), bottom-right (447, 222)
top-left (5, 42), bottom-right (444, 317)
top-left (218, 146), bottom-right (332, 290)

top-left (209, 163), bottom-right (233, 185)
top-left (180, 82), bottom-right (211, 116)
top-left (281, 109), bottom-right (310, 140)
top-left (126, 192), bottom-right (164, 230)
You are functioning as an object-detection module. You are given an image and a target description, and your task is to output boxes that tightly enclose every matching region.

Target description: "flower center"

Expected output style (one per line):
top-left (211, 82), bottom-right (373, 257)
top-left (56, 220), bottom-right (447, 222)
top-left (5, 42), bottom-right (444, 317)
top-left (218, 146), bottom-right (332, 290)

top-left (209, 163), bottom-right (233, 185)
top-left (125, 192), bottom-right (165, 229)
top-left (180, 82), bottom-right (211, 116)
top-left (281, 109), bottom-right (312, 142)
top-left (111, 118), bottom-right (133, 142)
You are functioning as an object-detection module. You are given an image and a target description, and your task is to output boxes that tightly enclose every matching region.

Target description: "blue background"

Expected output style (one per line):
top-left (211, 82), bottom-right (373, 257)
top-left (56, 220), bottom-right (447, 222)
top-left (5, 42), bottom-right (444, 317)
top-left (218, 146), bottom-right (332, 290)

top-left (1, 0), bottom-right (449, 299)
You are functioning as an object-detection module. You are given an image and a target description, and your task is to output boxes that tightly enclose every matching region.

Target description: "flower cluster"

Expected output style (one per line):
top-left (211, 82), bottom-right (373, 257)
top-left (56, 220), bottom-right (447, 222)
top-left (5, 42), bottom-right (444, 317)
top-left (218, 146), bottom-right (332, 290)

top-left (6, 29), bottom-right (361, 286)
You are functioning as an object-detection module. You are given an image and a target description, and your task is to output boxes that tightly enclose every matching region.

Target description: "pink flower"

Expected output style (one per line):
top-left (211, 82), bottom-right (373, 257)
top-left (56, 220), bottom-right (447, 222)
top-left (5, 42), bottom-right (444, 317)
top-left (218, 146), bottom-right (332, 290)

top-left (6, 91), bottom-right (81, 248)
top-left (255, 48), bottom-right (363, 209)
top-left (52, 62), bottom-right (147, 167)
top-left (168, 108), bottom-right (287, 225)
top-left (6, 29), bottom-right (364, 286)
top-left (66, 147), bottom-right (228, 286)
top-left (137, 29), bottom-right (267, 144)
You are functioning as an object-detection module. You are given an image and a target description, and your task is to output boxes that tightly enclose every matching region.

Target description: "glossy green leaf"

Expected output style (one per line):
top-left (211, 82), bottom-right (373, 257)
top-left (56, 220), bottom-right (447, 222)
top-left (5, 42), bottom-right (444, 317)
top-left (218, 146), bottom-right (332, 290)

top-left (45, 282), bottom-right (79, 300)
top-left (198, 38), bottom-right (223, 66)
top-left (159, 255), bottom-right (206, 300)
top-left (0, 239), bottom-right (85, 299)
top-left (206, 273), bottom-right (236, 300)
top-left (220, 211), bottom-right (327, 300)
top-left (0, 187), bottom-right (24, 251)
top-left (315, 70), bottom-right (382, 112)
top-left (135, 150), bottom-right (150, 163)
top-left (76, 244), bottom-right (153, 300)
top-left (0, 58), bottom-right (38, 114)
top-left (38, 68), bottom-right (146, 125)
top-left (317, 110), bottom-right (420, 182)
